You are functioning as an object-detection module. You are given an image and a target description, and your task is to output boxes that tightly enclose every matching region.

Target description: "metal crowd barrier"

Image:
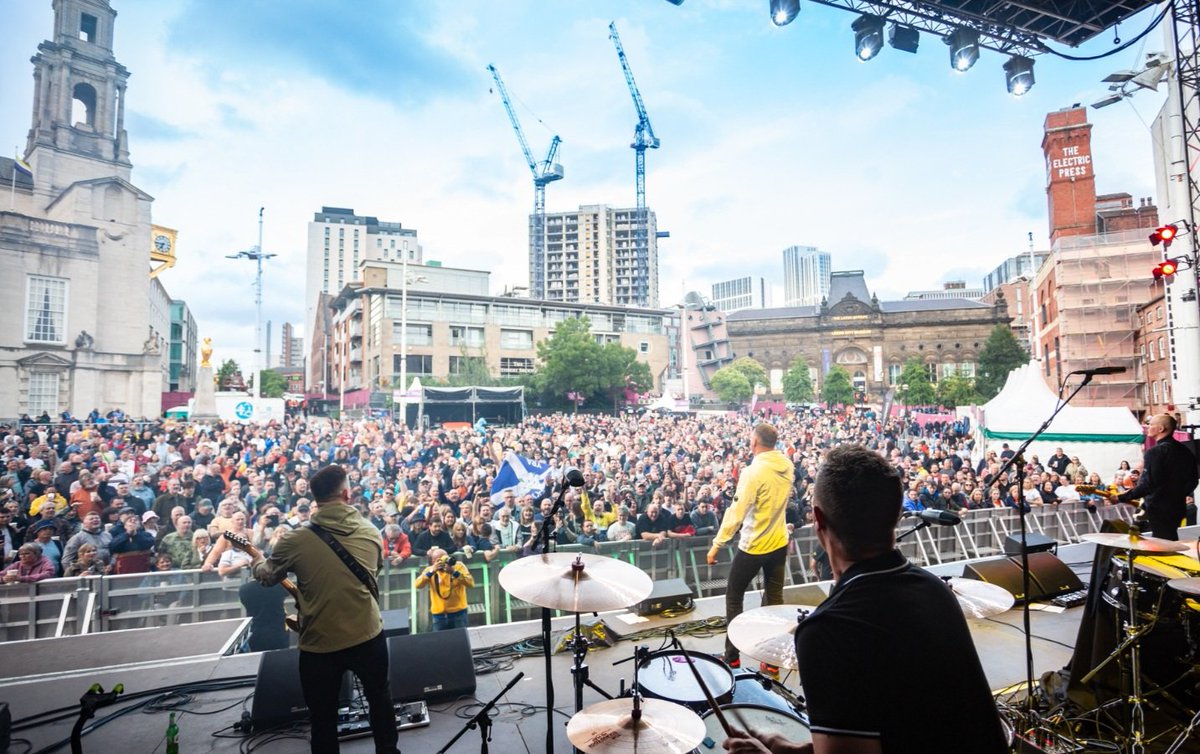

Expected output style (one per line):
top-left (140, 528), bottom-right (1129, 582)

top-left (0, 502), bottom-right (1142, 641)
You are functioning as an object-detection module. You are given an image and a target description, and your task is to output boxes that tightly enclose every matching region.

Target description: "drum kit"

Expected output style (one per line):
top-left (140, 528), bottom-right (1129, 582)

top-left (497, 550), bottom-right (1018, 753)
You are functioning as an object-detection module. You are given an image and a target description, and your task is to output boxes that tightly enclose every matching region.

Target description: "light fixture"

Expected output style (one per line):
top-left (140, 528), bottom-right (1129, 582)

top-left (852, 15), bottom-right (885, 61)
top-left (888, 24), bottom-right (919, 53)
top-left (769, 0), bottom-right (799, 26)
top-left (1004, 55), bottom-right (1035, 96)
top-left (946, 28), bottom-right (979, 71)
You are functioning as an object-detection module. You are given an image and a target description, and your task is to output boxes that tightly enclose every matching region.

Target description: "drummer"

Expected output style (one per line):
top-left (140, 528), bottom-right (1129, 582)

top-left (725, 444), bottom-right (1008, 754)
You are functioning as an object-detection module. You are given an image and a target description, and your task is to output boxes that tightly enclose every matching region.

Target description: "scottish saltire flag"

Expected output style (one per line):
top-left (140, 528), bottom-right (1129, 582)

top-left (491, 451), bottom-right (550, 498)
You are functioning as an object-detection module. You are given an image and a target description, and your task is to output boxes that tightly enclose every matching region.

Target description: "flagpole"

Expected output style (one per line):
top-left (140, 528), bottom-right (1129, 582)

top-left (9, 147), bottom-right (16, 211)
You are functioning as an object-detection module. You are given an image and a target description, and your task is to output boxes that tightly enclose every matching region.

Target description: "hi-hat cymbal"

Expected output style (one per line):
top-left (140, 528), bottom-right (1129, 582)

top-left (1081, 532), bottom-right (1189, 554)
top-left (726, 605), bottom-right (813, 670)
top-left (566, 698), bottom-right (705, 754)
top-left (498, 552), bottom-right (653, 613)
top-left (1168, 577), bottom-right (1200, 597)
top-left (947, 578), bottom-right (1016, 619)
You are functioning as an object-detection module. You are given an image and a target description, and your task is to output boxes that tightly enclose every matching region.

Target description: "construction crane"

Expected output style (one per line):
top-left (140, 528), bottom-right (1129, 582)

top-left (486, 64), bottom-right (563, 300)
top-left (608, 21), bottom-right (660, 306)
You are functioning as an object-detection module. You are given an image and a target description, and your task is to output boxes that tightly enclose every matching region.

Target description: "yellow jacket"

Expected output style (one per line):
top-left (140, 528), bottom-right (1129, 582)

top-left (415, 561), bottom-right (475, 615)
top-left (714, 449), bottom-right (794, 555)
top-left (580, 490), bottom-right (617, 529)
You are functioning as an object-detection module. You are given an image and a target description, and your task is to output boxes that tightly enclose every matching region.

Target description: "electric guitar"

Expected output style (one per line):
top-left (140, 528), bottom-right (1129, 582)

top-left (223, 531), bottom-right (302, 633)
top-left (1075, 484), bottom-right (1125, 503)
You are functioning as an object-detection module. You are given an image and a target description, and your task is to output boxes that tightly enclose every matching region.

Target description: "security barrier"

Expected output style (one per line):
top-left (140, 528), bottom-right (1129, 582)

top-left (0, 501), bottom-right (1141, 641)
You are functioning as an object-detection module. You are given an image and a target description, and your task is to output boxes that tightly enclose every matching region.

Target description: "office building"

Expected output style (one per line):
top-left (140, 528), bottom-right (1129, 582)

top-left (711, 276), bottom-right (769, 312)
top-left (782, 246), bottom-right (831, 306)
top-left (280, 322), bottom-right (304, 369)
top-left (537, 205), bottom-right (659, 308)
top-left (903, 281), bottom-right (984, 301)
top-left (169, 300), bottom-right (197, 393)
top-left (983, 252), bottom-right (1049, 293)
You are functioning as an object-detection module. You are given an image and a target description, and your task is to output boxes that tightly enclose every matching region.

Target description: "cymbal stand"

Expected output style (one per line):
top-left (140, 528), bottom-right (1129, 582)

top-left (436, 671), bottom-right (524, 754)
top-left (569, 608), bottom-right (614, 716)
top-left (538, 478), bottom-right (576, 754)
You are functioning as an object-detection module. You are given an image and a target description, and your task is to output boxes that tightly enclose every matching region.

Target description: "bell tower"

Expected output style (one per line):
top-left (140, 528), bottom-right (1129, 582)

top-left (25, 0), bottom-right (131, 184)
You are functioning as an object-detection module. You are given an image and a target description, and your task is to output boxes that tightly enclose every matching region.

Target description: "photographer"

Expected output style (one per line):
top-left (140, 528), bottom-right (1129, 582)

top-left (414, 547), bottom-right (474, 631)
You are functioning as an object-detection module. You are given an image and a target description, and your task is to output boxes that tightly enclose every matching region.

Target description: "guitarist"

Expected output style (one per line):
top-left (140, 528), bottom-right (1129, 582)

top-left (250, 465), bottom-right (399, 754)
top-left (1114, 414), bottom-right (1199, 541)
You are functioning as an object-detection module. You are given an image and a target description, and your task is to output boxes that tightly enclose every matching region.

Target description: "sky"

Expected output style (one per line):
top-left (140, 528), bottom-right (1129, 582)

top-left (0, 0), bottom-right (1174, 372)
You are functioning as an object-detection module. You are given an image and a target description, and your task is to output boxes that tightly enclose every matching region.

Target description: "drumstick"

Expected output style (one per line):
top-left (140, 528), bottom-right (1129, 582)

top-left (668, 631), bottom-right (735, 738)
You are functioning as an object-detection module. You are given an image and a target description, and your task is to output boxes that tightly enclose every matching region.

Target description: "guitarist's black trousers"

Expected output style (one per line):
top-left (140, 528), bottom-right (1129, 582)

top-left (299, 630), bottom-right (400, 753)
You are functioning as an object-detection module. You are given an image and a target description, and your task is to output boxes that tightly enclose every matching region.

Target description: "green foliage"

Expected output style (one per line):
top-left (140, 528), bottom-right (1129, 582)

top-left (259, 369), bottom-right (287, 398)
top-left (710, 366), bottom-right (753, 402)
top-left (216, 359), bottom-right (240, 384)
top-left (977, 325), bottom-right (1027, 400)
top-left (781, 357), bottom-right (814, 402)
top-left (821, 365), bottom-right (855, 407)
top-left (729, 357), bottom-right (768, 389)
top-left (897, 357), bottom-right (936, 406)
top-left (532, 316), bottom-right (650, 408)
top-left (445, 346), bottom-right (494, 387)
top-left (936, 374), bottom-right (982, 408)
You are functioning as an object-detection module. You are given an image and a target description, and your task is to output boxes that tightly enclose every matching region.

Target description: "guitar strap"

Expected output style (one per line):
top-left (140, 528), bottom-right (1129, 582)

top-left (307, 524), bottom-right (380, 603)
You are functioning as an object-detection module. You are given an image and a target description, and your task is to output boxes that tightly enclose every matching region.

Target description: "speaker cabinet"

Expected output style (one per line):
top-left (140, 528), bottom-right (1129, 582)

top-left (1003, 531), bottom-right (1056, 556)
top-left (387, 628), bottom-right (476, 703)
top-left (961, 552), bottom-right (1083, 603)
top-left (250, 648), bottom-right (352, 729)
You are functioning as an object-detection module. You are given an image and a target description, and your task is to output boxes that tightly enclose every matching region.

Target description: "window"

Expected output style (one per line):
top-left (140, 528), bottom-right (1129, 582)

top-left (1152, 381), bottom-right (1160, 404)
top-left (27, 372), bottom-right (58, 414)
top-left (393, 354), bottom-right (432, 375)
top-left (1150, 343), bottom-right (1157, 362)
top-left (449, 356), bottom-right (487, 375)
top-left (449, 326), bottom-right (485, 347)
top-left (959, 362), bottom-right (976, 378)
top-left (393, 322), bottom-right (432, 346)
top-left (941, 362), bottom-right (957, 378)
top-left (80, 13), bottom-right (97, 42)
top-left (500, 357), bottom-right (535, 376)
top-left (639, 341), bottom-right (649, 354)
top-left (926, 363), bottom-right (939, 384)
top-left (887, 363), bottom-right (902, 386)
top-left (71, 82), bottom-right (96, 127)
top-left (500, 329), bottom-right (533, 350)
top-left (1158, 337), bottom-right (1165, 360)
top-left (1156, 306), bottom-right (1163, 322)
top-left (26, 275), bottom-right (67, 343)
top-left (1140, 344), bottom-right (1146, 363)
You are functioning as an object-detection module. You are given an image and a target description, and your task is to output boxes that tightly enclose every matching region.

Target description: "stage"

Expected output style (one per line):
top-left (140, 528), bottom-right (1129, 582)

top-left (2, 534), bottom-right (1195, 753)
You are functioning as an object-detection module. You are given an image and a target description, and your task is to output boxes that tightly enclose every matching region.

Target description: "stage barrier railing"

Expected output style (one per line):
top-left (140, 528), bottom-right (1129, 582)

top-left (0, 501), bottom-right (1143, 641)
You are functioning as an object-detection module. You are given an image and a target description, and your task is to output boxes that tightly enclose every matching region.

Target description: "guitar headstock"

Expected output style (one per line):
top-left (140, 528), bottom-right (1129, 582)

top-left (223, 530), bottom-right (252, 551)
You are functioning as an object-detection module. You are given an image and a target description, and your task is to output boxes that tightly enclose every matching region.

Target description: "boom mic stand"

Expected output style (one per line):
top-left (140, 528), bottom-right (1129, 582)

top-left (437, 672), bottom-right (524, 754)
top-left (986, 370), bottom-right (1097, 715)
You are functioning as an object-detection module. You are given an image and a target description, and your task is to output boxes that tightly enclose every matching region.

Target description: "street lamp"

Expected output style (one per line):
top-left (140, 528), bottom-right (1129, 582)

top-left (225, 208), bottom-right (276, 398)
top-left (398, 250), bottom-right (427, 426)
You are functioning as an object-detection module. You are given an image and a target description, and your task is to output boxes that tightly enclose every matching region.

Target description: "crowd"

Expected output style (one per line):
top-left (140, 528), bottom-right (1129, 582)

top-left (0, 406), bottom-right (1156, 587)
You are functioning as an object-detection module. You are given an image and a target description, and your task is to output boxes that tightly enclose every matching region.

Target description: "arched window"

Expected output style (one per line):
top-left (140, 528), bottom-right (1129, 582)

top-left (72, 82), bottom-right (96, 127)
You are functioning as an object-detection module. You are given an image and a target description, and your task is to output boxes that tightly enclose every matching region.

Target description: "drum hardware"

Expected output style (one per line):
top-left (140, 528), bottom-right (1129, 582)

top-left (666, 630), bottom-right (735, 740)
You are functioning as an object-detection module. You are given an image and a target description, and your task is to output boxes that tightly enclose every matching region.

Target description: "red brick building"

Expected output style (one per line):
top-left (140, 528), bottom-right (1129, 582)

top-left (1133, 293), bottom-right (1174, 418)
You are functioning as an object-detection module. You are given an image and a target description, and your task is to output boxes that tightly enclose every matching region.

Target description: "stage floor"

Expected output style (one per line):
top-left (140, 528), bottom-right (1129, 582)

top-left (2, 536), bottom-right (1189, 753)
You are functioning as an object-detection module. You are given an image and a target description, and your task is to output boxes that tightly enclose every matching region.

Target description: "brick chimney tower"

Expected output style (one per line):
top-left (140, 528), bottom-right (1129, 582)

top-left (1042, 106), bottom-right (1096, 244)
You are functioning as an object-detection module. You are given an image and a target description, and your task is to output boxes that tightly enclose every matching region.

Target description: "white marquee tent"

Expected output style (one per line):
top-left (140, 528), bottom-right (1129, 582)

top-left (973, 360), bottom-right (1145, 477)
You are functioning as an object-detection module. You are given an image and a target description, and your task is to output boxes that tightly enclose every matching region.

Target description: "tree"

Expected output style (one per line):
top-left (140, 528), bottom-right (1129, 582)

top-left (821, 365), bottom-right (854, 407)
top-left (533, 316), bottom-right (648, 409)
top-left (446, 346), bottom-right (494, 387)
top-left (937, 374), bottom-right (981, 408)
top-left (896, 358), bottom-right (936, 407)
top-left (976, 325), bottom-right (1027, 400)
top-left (259, 369), bottom-right (287, 398)
top-left (729, 357), bottom-right (768, 390)
top-left (216, 359), bottom-right (242, 390)
top-left (710, 366), bottom-right (753, 402)
top-left (781, 357), bottom-right (814, 402)
top-left (597, 343), bottom-right (654, 409)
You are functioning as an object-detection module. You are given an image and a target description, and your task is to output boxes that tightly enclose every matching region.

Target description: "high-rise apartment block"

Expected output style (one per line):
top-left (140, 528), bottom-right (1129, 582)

top-left (535, 205), bottom-right (659, 307)
top-left (782, 246), bottom-right (831, 306)
top-left (711, 276), bottom-right (769, 312)
top-left (280, 322), bottom-right (303, 369)
top-left (982, 252), bottom-right (1049, 293)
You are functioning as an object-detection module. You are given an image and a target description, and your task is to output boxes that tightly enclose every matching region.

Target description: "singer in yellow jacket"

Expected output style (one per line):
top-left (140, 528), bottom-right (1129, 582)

top-left (415, 548), bottom-right (475, 631)
top-left (709, 423), bottom-right (794, 665)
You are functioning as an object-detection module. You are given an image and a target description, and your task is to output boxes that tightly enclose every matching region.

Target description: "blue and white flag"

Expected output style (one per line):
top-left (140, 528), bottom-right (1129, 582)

top-left (491, 451), bottom-right (550, 498)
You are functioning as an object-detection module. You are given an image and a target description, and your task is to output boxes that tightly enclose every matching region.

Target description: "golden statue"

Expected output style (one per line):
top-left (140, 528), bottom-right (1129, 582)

top-left (200, 337), bottom-right (213, 368)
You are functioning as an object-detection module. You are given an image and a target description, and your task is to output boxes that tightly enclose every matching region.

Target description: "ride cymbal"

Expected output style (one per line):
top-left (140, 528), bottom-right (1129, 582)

top-left (726, 604), bottom-right (812, 670)
top-left (498, 552), bottom-right (653, 613)
top-left (1081, 532), bottom-right (1188, 554)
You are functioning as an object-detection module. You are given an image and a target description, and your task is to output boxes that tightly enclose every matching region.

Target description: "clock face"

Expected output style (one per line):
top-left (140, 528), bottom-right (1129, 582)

top-left (154, 234), bottom-right (171, 252)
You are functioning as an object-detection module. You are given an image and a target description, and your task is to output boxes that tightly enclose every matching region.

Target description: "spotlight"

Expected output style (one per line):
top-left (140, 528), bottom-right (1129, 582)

top-left (664, 0), bottom-right (685, 4)
top-left (852, 15), bottom-right (885, 61)
top-left (769, 0), bottom-right (799, 26)
top-left (946, 28), bottom-right (979, 71)
top-left (1004, 55), bottom-right (1035, 96)
top-left (1153, 259), bottom-right (1180, 282)
top-left (888, 25), bottom-right (919, 54)
top-left (1150, 224), bottom-right (1178, 247)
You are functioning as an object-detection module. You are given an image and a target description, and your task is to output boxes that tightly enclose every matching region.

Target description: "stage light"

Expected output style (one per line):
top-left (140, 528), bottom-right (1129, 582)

top-left (888, 24), bottom-right (919, 53)
top-left (769, 0), bottom-right (799, 26)
top-left (852, 15), bottom-right (884, 61)
top-left (946, 28), bottom-right (979, 71)
top-left (1149, 224), bottom-right (1178, 247)
top-left (1153, 259), bottom-right (1180, 281)
top-left (664, 0), bottom-right (685, 5)
top-left (1003, 55), bottom-right (1035, 96)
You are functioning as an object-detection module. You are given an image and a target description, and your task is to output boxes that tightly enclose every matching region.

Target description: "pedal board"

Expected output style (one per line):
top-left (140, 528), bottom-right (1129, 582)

top-left (337, 701), bottom-right (429, 739)
top-left (1049, 588), bottom-right (1088, 608)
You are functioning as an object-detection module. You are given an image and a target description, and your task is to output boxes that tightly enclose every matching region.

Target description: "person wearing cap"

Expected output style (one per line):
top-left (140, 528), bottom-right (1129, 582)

top-left (28, 520), bottom-right (63, 576)
top-left (191, 498), bottom-right (215, 530)
top-left (141, 510), bottom-right (160, 539)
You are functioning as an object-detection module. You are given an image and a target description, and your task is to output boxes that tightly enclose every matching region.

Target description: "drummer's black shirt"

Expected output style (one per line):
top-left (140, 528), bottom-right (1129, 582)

top-left (795, 549), bottom-right (1008, 753)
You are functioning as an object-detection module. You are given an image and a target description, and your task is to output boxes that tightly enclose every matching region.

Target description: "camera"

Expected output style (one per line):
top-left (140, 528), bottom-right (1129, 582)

top-left (266, 514), bottom-right (280, 526)
top-left (445, 554), bottom-right (458, 568)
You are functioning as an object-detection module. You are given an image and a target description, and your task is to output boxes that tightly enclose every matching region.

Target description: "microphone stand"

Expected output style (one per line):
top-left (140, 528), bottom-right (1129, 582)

top-left (437, 671), bottom-right (524, 754)
top-left (986, 371), bottom-right (1095, 715)
top-left (537, 473), bottom-right (578, 754)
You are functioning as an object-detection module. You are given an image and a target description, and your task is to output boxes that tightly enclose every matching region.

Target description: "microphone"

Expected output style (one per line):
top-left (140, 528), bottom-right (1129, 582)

top-left (903, 509), bottom-right (961, 526)
top-left (1073, 366), bottom-right (1126, 376)
top-left (564, 468), bottom-right (585, 488)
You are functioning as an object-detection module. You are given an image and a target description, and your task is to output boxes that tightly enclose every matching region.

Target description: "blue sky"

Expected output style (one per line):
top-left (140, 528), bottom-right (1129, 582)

top-left (0, 0), bottom-right (1171, 370)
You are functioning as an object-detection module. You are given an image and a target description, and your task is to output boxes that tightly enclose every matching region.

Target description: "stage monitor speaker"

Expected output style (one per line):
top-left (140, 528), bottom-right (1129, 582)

top-left (961, 552), bottom-right (1083, 602)
top-left (250, 648), bottom-right (353, 729)
top-left (388, 628), bottom-right (476, 704)
top-left (1003, 531), bottom-right (1056, 556)
top-left (381, 608), bottom-right (411, 638)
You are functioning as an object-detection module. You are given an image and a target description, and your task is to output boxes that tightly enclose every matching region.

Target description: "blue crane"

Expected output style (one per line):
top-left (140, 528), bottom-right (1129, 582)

top-left (608, 21), bottom-right (660, 306)
top-left (486, 64), bottom-right (563, 300)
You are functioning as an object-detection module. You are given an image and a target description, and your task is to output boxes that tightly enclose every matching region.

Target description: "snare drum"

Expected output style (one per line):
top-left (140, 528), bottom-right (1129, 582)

top-left (1103, 553), bottom-right (1200, 622)
top-left (637, 650), bottom-right (734, 713)
top-left (696, 704), bottom-right (811, 752)
top-left (730, 671), bottom-right (803, 716)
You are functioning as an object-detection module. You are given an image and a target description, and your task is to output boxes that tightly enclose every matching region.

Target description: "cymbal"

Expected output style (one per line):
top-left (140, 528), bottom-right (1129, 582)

top-left (566, 698), bottom-right (705, 754)
top-left (1080, 532), bottom-right (1189, 554)
top-left (1168, 577), bottom-right (1200, 597)
top-left (726, 604), bottom-right (813, 670)
top-left (947, 578), bottom-right (1015, 619)
top-left (498, 552), bottom-right (653, 612)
